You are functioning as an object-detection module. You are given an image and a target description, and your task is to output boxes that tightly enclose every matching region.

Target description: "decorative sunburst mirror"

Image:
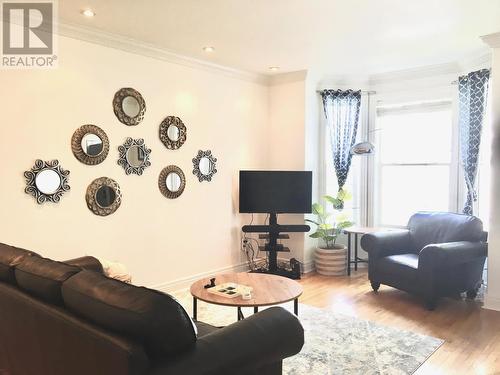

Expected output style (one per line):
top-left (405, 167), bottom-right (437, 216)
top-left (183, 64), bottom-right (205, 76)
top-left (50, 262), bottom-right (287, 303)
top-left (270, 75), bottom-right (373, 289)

top-left (24, 160), bottom-right (70, 204)
top-left (117, 138), bottom-right (152, 175)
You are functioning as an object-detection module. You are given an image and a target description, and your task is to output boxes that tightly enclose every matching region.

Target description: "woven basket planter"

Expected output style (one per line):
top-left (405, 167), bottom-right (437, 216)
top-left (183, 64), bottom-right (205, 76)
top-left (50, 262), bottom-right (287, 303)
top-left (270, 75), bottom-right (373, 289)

top-left (314, 245), bottom-right (347, 276)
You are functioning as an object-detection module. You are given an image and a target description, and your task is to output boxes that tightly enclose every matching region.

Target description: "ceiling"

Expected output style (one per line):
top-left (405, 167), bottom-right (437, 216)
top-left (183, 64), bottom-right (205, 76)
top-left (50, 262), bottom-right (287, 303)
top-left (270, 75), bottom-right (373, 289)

top-left (59, 0), bottom-right (500, 76)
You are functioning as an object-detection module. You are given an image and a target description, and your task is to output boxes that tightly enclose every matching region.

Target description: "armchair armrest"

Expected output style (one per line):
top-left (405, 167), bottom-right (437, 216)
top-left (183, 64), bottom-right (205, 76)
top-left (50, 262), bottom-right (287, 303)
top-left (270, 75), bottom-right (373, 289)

top-left (361, 230), bottom-right (412, 260)
top-left (150, 307), bottom-right (304, 375)
top-left (419, 241), bottom-right (488, 271)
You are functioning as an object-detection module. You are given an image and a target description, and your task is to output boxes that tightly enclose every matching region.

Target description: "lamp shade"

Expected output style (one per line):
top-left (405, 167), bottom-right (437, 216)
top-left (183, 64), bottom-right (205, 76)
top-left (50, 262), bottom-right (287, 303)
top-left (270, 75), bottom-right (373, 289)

top-left (351, 141), bottom-right (375, 155)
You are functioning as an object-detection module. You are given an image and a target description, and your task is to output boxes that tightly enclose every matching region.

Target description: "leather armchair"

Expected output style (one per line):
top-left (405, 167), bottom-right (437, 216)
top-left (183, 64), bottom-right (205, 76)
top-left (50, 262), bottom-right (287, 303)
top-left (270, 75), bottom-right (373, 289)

top-left (361, 212), bottom-right (488, 310)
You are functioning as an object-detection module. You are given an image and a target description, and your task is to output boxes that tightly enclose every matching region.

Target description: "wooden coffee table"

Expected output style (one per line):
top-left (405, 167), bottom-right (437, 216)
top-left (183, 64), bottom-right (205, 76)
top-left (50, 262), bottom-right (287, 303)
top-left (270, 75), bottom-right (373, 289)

top-left (190, 272), bottom-right (303, 321)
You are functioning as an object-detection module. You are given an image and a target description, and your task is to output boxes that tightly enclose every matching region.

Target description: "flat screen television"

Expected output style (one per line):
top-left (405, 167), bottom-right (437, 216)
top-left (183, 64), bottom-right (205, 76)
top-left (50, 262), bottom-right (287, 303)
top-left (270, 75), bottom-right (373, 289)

top-left (239, 170), bottom-right (312, 214)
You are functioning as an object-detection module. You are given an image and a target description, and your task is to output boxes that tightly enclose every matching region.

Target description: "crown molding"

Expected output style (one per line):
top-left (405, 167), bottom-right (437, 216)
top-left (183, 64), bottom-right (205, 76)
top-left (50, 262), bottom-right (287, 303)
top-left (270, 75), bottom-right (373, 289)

top-left (368, 61), bottom-right (459, 86)
top-left (57, 22), bottom-right (269, 85)
top-left (268, 70), bottom-right (308, 86)
top-left (481, 32), bottom-right (500, 48)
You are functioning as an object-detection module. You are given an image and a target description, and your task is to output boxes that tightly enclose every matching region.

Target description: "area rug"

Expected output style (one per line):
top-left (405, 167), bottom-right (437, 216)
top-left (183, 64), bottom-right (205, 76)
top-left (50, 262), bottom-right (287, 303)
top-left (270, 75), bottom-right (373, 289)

top-left (171, 291), bottom-right (443, 375)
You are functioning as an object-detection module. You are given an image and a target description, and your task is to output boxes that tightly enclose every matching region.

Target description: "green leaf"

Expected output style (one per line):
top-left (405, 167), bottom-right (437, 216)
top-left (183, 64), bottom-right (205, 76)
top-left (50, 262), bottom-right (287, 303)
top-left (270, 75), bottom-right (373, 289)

top-left (305, 219), bottom-right (320, 226)
top-left (324, 196), bottom-right (341, 206)
top-left (337, 221), bottom-right (354, 230)
top-left (338, 189), bottom-right (352, 201)
top-left (319, 223), bottom-right (333, 230)
top-left (311, 203), bottom-right (324, 216)
top-left (309, 231), bottom-right (322, 239)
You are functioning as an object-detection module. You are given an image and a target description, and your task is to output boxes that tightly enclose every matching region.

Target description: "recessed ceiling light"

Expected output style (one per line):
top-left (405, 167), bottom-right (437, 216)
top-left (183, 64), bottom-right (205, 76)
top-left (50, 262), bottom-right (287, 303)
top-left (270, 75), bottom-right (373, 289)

top-left (269, 66), bottom-right (280, 71)
top-left (203, 46), bottom-right (215, 53)
top-left (81, 9), bottom-right (95, 17)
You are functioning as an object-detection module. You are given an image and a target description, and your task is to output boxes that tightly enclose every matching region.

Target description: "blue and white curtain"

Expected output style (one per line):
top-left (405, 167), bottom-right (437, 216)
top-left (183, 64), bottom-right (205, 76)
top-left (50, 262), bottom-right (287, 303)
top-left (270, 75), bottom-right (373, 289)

top-left (321, 89), bottom-right (362, 192)
top-left (458, 69), bottom-right (490, 216)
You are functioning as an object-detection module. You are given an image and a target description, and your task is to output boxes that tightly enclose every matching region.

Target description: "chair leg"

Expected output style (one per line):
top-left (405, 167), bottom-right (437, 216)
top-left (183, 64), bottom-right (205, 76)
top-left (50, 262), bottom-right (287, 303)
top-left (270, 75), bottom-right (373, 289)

top-left (466, 288), bottom-right (479, 300)
top-left (370, 281), bottom-right (380, 292)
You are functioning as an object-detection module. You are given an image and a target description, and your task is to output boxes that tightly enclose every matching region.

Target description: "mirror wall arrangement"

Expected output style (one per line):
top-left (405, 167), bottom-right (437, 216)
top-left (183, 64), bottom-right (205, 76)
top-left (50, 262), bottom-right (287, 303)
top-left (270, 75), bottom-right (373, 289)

top-left (86, 177), bottom-right (122, 216)
top-left (113, 88), bottom-right (146, 126)
top-left (24, 87), bottom-right (219, 212)
top-left (159, 116), bottom-right (187, 150)
top-left (71, 125), bottom-right (110, 165)
top-left (25, 160), bottom-right (70, 204)
top-left (117, 137), bottom-right (152, 175)
top-left (158, 165), bottom-right (186, 199)
top-left (192, 150), bottom-right (217, 182)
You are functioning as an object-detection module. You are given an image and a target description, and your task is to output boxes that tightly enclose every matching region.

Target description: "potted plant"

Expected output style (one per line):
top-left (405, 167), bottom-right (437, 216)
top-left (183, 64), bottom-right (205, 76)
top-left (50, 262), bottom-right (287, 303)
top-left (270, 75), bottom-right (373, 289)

top-left (306, 189), bottom-right (354, 276)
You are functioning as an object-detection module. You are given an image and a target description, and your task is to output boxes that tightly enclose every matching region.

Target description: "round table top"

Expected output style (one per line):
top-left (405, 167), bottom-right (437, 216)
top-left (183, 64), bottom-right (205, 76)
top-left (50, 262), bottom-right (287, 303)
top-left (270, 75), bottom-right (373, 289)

top-left (190, 272), bottom-right (303, 308)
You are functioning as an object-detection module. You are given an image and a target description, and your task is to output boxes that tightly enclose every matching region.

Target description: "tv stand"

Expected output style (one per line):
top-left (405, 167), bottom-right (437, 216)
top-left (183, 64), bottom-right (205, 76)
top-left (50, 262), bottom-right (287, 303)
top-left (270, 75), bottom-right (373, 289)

top-left (242, 213), bottom-right (310, 279)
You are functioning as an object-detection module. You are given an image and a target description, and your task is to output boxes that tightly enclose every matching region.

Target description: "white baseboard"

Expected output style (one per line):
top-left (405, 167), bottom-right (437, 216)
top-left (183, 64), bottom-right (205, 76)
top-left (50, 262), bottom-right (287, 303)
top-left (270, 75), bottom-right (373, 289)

top-left (483, 293), bottom-right (500, 311)
top-left (151, 258), bottom-right (317, 293)
top-left (150, 261), bottom-right (250, 293)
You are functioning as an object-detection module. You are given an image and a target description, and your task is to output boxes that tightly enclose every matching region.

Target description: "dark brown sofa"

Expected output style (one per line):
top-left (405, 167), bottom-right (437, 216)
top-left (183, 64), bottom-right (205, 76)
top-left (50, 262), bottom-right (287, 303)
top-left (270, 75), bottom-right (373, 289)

top-left (361, 212), bottom-right (488, 310)
top-left (0, 243), bottom-right (304, 375)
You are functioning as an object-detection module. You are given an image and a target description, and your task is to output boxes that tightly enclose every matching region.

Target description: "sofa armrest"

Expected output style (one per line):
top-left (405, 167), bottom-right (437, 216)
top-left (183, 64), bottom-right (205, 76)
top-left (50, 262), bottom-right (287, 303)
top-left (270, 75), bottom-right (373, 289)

top-left (419, 241), bottom-right (488, 271)
top-left (150, 307), bottom-right (304, 375)
top-left (64, 256), bottom-right (104, 274)
top-left (361, 230), bottom-right (412, 261)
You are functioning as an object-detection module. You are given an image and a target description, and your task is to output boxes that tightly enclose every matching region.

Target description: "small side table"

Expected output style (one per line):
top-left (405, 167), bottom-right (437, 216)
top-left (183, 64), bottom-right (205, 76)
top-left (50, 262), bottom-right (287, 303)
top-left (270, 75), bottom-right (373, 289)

top-left (344, 226), bottom-right (394, 276)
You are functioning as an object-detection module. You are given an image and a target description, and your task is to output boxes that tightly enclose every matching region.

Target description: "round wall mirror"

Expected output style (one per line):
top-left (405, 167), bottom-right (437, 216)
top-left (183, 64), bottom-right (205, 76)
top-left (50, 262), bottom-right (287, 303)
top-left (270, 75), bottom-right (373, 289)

top-left (118, 138), bottom-right (152, 175)
top-left (159, 116), bottom-right (187, 150)
top-left (167, 125), bottom-right (180, 142)
top-left (158, 165), bottom-right (186, 199)
top-left (35, 169), bottom-right (61, 194)
top-left (71, 125), bottom-right (109, 165)
top-left (81, 133), bottom-right (103, 156)
top-left (166, 172), bottom-right (182, 192)
top-left (198, 157), bottom-right (214, 176)
top-left (113, 88), bottom-right (146, 126)
top-left (192, 150), bottom-right (217, 182)
top-left (95, 185), bottom-right (116, 208)
top-left (86, 177), bottom-right (122, 216)
top-left (24, 160), bottom-right (70, 204)
top-left (122, 96), bottom-right (141, 118)
top-left (126, 145), bottom-right (145, 168)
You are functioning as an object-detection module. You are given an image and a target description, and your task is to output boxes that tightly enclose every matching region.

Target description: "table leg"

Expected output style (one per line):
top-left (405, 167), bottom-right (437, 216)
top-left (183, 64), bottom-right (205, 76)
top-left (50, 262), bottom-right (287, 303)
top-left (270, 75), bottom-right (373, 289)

top-left (192, 297), bottom-right (197, 321)
top-left (347, 233), bottom-right (351, 276)
top-left (254, 306), bottom-right (258, 314)
top-left (294, 298), bottom-right (299, 316)
top-left (354, 233), bottom-right (358, 271)
top-left (237, 307), bottom-right (244, 321)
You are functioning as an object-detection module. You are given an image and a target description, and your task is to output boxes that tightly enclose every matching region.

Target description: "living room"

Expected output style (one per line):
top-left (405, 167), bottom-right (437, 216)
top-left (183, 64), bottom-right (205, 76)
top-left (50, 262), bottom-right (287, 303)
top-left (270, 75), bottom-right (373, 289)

top-left (0, 1), bottom-right (499, 374)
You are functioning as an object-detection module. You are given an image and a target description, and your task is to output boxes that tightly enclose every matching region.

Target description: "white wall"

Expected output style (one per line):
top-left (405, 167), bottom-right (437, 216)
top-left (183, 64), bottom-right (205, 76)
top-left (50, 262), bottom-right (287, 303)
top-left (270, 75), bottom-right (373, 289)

top-left (0, 36), bottom-right (270, 288)
top-left (267, 72), bottom-right (307, 263)
top-left (483, 33), bottom-right (500, 311)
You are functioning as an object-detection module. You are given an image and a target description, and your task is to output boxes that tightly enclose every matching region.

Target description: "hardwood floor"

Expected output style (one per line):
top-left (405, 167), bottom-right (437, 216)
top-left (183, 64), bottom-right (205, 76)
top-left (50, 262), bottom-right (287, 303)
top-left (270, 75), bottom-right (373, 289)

top-left (298, 269), bottom-right (500, 375)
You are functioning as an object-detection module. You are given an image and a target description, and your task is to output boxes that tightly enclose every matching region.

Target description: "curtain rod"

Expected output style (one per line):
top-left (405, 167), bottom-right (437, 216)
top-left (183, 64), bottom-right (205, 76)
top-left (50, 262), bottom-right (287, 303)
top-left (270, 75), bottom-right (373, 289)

top-left (316, 89), bottom-right (376, 95)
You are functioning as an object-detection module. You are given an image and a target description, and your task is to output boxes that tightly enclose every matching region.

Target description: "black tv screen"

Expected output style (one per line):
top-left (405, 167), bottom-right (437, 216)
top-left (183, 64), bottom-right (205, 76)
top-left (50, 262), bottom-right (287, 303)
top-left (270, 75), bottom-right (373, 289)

top-left (239, 171), bottom-right (312, 214)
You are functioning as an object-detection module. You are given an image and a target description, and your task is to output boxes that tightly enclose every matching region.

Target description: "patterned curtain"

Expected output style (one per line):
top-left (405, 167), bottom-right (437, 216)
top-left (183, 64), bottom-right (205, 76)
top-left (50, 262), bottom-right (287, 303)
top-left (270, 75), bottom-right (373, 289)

top-left (458, 69), bottom-right (490, 215)
top-left (321, 89), bottom-right (362, 192)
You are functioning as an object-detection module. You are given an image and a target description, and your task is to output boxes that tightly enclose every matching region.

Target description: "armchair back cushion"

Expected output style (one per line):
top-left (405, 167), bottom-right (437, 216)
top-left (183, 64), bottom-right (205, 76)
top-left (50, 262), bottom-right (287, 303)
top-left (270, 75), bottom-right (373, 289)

top-left (408, 212), bottom-right (484, 252)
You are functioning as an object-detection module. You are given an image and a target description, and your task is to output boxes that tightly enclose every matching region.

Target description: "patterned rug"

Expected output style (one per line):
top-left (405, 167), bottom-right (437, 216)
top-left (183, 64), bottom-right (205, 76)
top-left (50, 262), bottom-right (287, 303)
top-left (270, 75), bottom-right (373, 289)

top-left (172, 291), bottom-right (443, 375)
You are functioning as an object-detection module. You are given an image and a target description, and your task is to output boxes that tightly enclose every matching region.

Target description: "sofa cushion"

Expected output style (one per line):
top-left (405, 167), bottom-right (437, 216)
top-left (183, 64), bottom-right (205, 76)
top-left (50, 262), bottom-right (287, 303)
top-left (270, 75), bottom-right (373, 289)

top-left (64, 256), bottom-right (104, 274)
top-left (408, 212), bottom-right (484, 252)
top-left (377, 253), bottom-right (419, 281)
top-left (61, 270), bottom-right (197, 359)
top-left (15, 256), bottom-right (80, 305)
top-left (0, 243), bottom-right (39, 284)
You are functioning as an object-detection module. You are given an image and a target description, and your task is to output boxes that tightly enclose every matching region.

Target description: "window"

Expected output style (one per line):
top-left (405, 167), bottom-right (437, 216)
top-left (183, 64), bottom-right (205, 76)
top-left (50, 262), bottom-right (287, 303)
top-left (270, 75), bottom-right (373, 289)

top-left (373, 101), bottom-right (455, 226)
